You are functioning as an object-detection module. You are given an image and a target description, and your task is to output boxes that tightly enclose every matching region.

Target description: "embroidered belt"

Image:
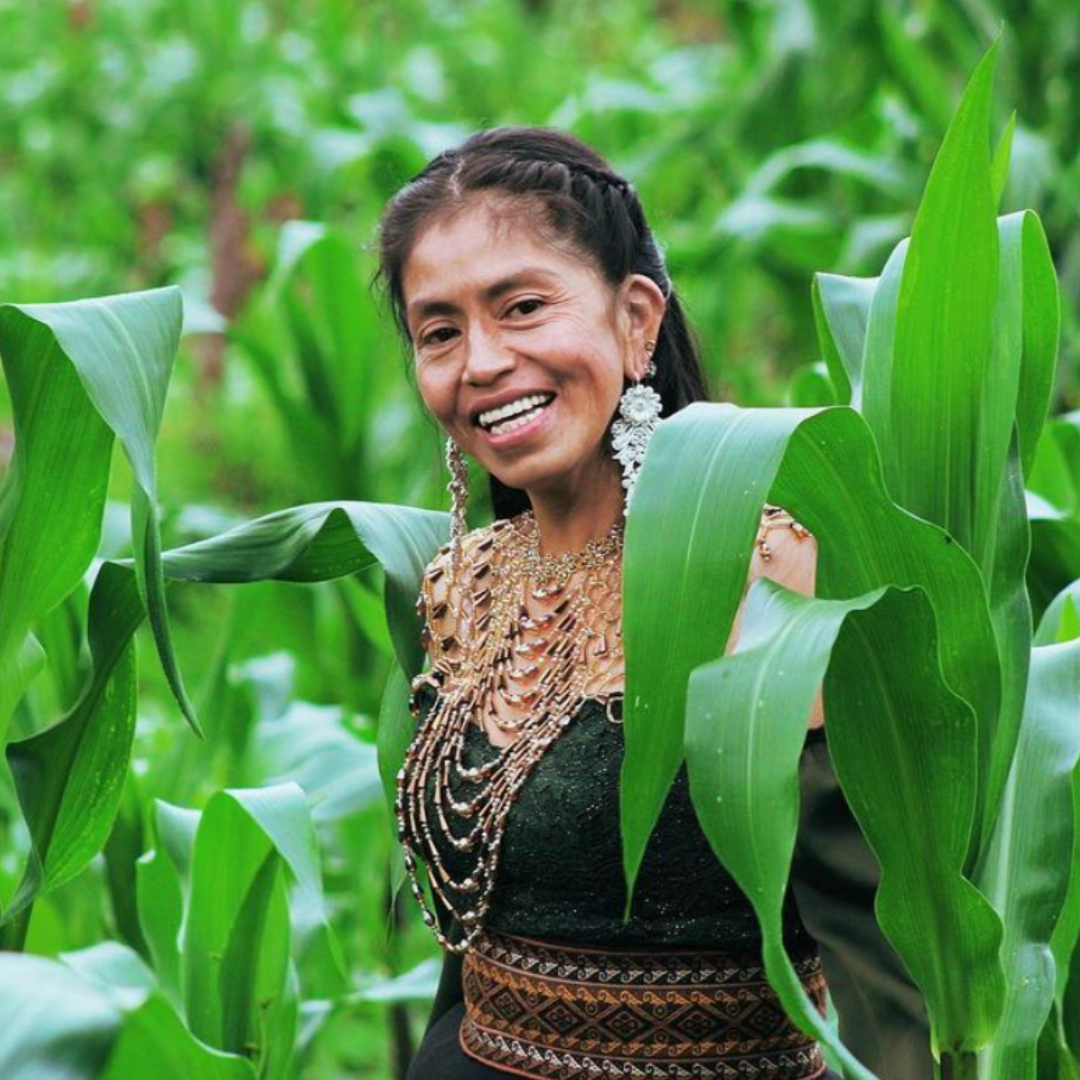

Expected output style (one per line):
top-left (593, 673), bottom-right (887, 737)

top-left (459, 928), bottom-right (829, 1080)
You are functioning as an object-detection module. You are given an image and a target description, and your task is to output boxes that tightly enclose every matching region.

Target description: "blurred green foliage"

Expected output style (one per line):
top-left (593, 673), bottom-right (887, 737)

top-left (2, 1), bottom-right (1080, 1077)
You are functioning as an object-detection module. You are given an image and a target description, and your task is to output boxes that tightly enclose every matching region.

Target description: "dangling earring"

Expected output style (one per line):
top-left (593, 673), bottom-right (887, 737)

top-left (610, 340), bottom-right (663, 517)
top-left (445, 436), bottom-right (469, 573)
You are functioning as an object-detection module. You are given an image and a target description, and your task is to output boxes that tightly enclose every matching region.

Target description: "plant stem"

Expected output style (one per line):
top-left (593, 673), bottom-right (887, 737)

top-left (0, 904), bottom-right (32, 952)
top-left (937, 1051), bottom-right (979, 1080)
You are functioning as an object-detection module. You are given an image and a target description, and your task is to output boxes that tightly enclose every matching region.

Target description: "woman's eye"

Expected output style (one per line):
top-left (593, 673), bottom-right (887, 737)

top-left (508, 298), bottom-right (544, 317)
top-left (420, 326), bottom-right (457, 347)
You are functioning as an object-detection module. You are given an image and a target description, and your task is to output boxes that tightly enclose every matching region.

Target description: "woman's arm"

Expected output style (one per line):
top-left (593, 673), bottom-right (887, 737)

top-left (724, 512), bottom-right (824, 729)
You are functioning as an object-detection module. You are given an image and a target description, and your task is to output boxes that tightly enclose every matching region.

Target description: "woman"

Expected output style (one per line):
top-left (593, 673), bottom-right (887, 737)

top-left (374, 126), bottom-right (927, 1080)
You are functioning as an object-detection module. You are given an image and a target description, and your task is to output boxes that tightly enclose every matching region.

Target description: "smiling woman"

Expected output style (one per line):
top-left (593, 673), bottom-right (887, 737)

top-left (369, 126), bottom-right (896, 1080)
top-left (400, 200), bottom-right (668, 537)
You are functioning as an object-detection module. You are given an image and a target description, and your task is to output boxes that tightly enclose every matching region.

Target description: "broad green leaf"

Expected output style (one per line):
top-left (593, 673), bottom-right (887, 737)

top-left (102, 772), bottom-right (150, 960)
top-left (183, 785), bottom-right (319, 1069)
top-left (829, 53), bottom-right (1057, 862)
top-left (379, 661), bottom-right (416, 903)
top-left (1013, 214), bottom-right (1060, 480)
top-left (0, 287), bottom-right (197, 736)
top-left (824, 589), bottom-right (1005, 1054)
top-left (148, 501), bottom-right (447, 681)
top-left (861, 40), bottom-right (999, 556)
top-left (972, 428), bottom-right (1033, 873)
top-left (0, 305), bottom-right (112, 737)
top-left (0, 953), bottom-right (117, 1079)
top-left (379, 660), bottom-right (415, 820)
top-left (991, 111), bottom-right (1017, 209)
top-left (0, 502), bottom-right (443, 941)
top-left (0, 945), bottom-right (254, 1080)
top-left (622, 402), bottom-right (999, 912)
top-left (221, 783), bottom-right (343, 991)
top-left (622, 400), bottom-right (1003, 1070)
top-left (33, 581), bottom-right (90, 715)
top-left (981, 639), bottom-right (1080, 1079)
top-left (135, 798), bottom-right (202, 1004)
top-left (811, 270), bottom-right (877, 403)
top-left (100, 995), bottom-right (256, 1080)
top-left (60, 940), bottom-right (156, 1012)
top-left (136, 847), bottom-right (184, 1006)
top-left (1, 563), bottom-right (138, 946)
top-left (217, 851), bottom-right (292, 1067)
top-left (687, 582), bottom-right (1002, 1065)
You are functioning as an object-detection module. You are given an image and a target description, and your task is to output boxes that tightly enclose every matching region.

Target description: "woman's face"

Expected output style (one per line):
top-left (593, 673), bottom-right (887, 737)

top-left (402, 198), bottom-right (664, 500)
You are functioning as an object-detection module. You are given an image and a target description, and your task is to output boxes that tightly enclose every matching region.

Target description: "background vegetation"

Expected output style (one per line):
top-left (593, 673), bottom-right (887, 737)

top-left (2, 2), bottom-right (1079, 1078)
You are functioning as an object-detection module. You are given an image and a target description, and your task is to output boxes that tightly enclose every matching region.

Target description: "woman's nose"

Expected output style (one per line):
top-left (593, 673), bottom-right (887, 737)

top-left (463, 326), bottom-right (516, 384)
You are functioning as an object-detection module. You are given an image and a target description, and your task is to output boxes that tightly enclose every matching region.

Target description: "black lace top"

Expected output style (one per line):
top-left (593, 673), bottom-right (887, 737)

top-left (411, 680), bottom-right (824, 952)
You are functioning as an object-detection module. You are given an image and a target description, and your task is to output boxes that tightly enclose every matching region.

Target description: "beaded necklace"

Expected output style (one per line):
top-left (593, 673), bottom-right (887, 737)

top-left (395, 510), bottom-right (626, 954)
top-left (394, 503), bottom-right (809, 954)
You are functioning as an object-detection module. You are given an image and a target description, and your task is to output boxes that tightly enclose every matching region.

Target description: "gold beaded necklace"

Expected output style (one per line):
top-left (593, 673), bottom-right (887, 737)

top-left (396, 510), bottom-right (626, 954)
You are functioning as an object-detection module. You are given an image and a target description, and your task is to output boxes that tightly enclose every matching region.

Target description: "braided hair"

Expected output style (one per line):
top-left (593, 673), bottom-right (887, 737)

top-left (371, 125), bottom-right (710, 519)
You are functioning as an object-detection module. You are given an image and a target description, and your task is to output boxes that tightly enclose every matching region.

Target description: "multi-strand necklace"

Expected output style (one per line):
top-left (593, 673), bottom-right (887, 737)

top-left (395, 510), bottom-right (626, 955)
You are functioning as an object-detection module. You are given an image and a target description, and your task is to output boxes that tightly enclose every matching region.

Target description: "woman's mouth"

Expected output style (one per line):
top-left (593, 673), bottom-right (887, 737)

top-left (475, 393), bottom-right (557, 448)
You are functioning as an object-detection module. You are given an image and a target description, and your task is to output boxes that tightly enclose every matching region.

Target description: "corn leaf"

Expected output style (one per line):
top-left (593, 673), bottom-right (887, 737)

top-left (980, 638), bottom-right (1080, 1078)
top-left (686, 581), bottom-right (1003, 1065)
top-left (0, 287), bottom-right (197, 736)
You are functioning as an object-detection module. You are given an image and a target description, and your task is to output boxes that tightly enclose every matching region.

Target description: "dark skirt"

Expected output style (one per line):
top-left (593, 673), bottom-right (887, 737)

top-left (405, 1000), bottom-right (845, 1080)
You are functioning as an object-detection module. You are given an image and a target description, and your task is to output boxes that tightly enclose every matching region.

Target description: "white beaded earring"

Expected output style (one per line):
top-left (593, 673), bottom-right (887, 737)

top-left (610, 340), bottom-right (663, 517)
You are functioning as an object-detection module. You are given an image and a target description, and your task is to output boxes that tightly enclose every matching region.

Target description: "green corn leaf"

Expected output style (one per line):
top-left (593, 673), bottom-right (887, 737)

top-left (861, 39), bottom-right (999, 553)
top-left (183, 787), bottom-right (303, 1067)
top-left (1, 563), bottom-right (139, 947)
top-left (809, 42), bottom-right (1057, 865)
top-left (379, 661), bottom-right (417, 905)
top-left (981, 638), bottom-right (1080, 1078)
top-left (811, 269), bottom-right (877, 403)
top-left (135, 846), bottom-right (185, 1007)
top-left (621, 401), bottom-right (1004, 1071)
top-left (0, 287), bottom-right (198, 736)
top-left (1, 501), bottom-right (444, 938)
top-left (991, 110), bottom-right (1017, 209)
top-left (99, 994), bottom-right (256, 1080)
top-left (135, 799), bottom-right (201, 1006)
top-left (0, 949), bottom-right (254, 1080)
top-left (686, 581), bottom-right (1003, 1066)
top-left (0, 953), bottom-right (119, 1078)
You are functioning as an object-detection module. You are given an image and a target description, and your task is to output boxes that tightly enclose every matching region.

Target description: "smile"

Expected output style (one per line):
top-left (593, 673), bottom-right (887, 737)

top-left (476, 394), bottom-right (557, 447)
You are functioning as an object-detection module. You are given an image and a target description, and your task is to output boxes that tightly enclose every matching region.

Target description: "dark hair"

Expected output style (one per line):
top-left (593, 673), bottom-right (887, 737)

top-left (370, 125), bottom-right (710, 519)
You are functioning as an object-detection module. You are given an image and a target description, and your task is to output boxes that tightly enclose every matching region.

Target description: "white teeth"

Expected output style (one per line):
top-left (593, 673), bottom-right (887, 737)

top-left (478, 393), bottom-right (553, 429)
top-left (489, 404), bottom-right (547, 436)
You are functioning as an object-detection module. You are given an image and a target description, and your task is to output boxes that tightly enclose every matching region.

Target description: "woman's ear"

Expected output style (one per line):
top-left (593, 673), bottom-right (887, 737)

top-left (619, 274), bottom-right (667, 382)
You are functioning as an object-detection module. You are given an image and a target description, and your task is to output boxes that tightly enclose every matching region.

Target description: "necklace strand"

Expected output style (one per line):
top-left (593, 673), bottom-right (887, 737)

top-left (395, 510), bottom-right (625, 954)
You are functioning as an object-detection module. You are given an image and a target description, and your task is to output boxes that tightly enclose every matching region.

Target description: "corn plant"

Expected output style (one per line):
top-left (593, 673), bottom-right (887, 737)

top-left (615, 37), bottom-right (1078, 1080)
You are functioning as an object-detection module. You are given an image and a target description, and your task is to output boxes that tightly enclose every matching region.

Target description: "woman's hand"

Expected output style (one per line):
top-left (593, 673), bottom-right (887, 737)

top-left (724, 518), bottom-right (824, 731)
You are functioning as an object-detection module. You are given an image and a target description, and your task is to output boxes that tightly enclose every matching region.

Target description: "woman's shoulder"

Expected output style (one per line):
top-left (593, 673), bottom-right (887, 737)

top-left (419, 517), bottom-right (513, 589)
top-left (416, 518), bottom-right (515, 659)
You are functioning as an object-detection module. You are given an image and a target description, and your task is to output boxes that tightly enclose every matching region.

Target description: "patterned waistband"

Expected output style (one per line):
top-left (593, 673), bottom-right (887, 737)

top-left (459, 928), bottom-right (829, 1080)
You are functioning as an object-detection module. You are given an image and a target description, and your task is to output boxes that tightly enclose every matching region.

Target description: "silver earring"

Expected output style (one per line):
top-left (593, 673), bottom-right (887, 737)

top-left (445, 437), bottom-right (469, 571)
top-left (611, 342), bottom-right (662, 517)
